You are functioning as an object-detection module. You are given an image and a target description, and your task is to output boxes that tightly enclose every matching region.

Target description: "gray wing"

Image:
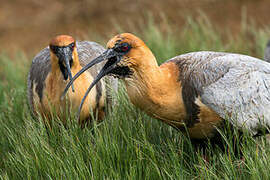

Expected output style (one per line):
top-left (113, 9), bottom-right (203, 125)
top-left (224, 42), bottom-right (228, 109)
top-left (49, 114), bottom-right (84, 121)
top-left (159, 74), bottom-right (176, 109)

top-left (27, 47), bottom-right (51, 114)
top-left (264, 40), bottom-right (270, 63)
top-left (76, 41), bottom-right (105, 77)
top-left (169, 51), bottom-right (270, 134)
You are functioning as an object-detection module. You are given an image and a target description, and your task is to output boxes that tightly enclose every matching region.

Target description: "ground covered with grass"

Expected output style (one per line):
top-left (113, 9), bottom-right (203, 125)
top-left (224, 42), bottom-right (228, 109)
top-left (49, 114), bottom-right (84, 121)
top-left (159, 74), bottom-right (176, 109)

top-left (1, 18), bottom-right (270, 179)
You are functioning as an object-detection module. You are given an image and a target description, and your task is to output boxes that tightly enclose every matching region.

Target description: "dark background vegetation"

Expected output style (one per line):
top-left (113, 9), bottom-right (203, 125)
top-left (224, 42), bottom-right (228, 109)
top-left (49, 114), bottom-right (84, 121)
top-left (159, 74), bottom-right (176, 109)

top-left (1, 0), bottom-right (270, 55)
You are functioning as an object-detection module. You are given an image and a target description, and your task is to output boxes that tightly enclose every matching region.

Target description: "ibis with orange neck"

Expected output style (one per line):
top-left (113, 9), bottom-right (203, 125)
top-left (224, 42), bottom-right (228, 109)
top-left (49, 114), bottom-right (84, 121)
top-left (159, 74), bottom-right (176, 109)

top-left (63, 33), bottom-right (270, 139)
top-left (27, 35), bottom-right (117, 126)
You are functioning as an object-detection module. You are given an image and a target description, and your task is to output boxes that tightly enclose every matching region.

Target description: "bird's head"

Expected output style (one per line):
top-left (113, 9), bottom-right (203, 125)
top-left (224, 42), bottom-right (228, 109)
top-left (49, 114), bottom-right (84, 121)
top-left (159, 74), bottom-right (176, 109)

top-left (49, 35), bottom-right (76, 91)
top-left (105, 33), bottom-right (153, 77)
top-left (62, 33), bottom-right (156, 98)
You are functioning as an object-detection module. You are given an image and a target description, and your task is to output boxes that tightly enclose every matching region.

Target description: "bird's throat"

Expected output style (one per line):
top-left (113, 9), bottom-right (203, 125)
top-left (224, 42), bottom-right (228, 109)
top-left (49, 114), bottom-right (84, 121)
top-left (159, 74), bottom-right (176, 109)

top-left (124, 62), bottom-right (186, 124)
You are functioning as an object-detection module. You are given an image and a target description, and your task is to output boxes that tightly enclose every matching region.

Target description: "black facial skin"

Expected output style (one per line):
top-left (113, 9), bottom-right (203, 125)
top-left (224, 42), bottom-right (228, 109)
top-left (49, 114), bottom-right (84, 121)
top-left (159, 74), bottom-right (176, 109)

top-left (105, 42), bottom-right (133, 78)
top-left (50, 42), bottom-right (75, 91)
top-left (62, 41), bottom-right (133, 118)
top-left (108, 63), bottom-right (133, 78)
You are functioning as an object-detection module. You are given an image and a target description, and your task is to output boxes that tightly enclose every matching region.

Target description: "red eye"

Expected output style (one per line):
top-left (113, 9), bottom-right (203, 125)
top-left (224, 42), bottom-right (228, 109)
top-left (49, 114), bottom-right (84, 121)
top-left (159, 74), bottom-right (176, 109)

top-left (114, 42), bottom-right (130, 53)
top-left (70, 43), bottom-right (75, 50)
top-left (121, 46), bottom-right (129, 51)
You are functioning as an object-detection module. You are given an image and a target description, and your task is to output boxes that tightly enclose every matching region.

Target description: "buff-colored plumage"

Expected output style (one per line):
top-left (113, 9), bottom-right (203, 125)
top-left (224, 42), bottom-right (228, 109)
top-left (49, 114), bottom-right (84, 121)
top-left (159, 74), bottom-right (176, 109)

top-left (65, 33), bottom-right (270, 139)
top-left (27, 35), bottom-right (117, 126)
top-left (106, 33), bottom-right (222, 139)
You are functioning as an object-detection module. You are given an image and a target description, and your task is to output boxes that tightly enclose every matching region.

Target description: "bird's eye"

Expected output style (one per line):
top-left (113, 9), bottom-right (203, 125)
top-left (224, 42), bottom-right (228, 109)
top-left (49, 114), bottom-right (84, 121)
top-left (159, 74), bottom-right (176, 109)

top-left (121, 43), bottom-right (130, 52)
top-left (115, 43), bottom-right (130, 53)
top-left (121, 45), bottom-right (129, 52)
top-left (50, 45), bottom-right (58, 54)
top-left (70, 42), bottom-right (75, 50)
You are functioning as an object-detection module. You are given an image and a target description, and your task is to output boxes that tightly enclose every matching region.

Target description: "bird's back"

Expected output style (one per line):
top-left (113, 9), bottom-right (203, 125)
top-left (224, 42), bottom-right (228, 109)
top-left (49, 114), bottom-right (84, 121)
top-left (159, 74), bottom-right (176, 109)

top-left (166, 51), bottom-right (270, 134)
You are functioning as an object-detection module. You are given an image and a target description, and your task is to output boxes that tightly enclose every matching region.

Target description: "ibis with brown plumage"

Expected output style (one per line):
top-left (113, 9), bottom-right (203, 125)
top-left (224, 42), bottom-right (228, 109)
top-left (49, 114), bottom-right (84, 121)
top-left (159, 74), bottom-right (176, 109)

top-left (27, 35), bottom-right (117, 126)
top-left (63, 33), bottom-right (270, 139)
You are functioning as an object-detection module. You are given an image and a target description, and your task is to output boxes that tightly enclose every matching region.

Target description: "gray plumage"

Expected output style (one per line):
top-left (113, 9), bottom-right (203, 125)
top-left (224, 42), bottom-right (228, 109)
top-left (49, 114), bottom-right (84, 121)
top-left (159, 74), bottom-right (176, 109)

top-left (169, 51), bottom-right (270, 134)
top-left (27, 41), bottom-right (117, 116)
top-left (264, 40), bottom-right (270, 63)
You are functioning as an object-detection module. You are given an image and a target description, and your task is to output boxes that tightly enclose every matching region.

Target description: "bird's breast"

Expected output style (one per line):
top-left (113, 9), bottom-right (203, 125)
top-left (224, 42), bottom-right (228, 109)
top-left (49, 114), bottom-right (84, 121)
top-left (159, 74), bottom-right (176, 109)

top-left (41, 70), bottom-right (100, 121)
top-left (124, 60), bottom-right (223, 139)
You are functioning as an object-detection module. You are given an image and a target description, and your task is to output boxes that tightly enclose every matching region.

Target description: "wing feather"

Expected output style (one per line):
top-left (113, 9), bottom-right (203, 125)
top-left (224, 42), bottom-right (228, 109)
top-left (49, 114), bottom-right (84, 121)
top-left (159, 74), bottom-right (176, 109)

top-left (168, 51), bottom-right (270, 134)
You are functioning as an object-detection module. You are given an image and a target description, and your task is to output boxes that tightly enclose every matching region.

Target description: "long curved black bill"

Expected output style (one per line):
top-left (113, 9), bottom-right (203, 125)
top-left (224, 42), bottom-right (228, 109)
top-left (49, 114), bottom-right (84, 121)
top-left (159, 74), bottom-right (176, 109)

top-left (64, 57), bottom-right (75, 92)
top-left (61, 49), bottom-right (117, 100)
top-left (76, 59), bottom-right (118, 119)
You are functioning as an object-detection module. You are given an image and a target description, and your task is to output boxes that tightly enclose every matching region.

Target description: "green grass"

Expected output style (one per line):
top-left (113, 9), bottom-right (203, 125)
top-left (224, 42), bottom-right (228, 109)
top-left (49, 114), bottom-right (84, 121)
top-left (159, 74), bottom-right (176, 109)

top-left (1, 16), bottom-right (270, 179)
